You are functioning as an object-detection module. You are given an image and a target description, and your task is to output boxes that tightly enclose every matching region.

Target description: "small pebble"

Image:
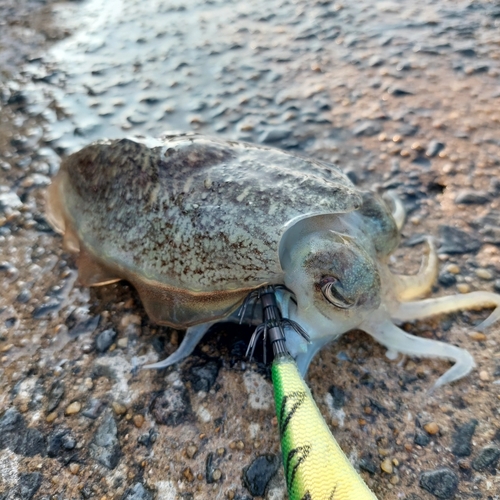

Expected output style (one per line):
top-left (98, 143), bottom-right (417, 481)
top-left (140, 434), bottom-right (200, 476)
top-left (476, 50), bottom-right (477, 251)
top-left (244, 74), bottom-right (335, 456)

top-left (186, 445), bottom-right (198, 459)
top-left (69, 463), bottom-right (80, 475)
top-left (120, 314), bottom-right (141, 328)
top-left (468, 332), bottom-right (487, 341)
top-left (446, 264), bottom-right (460, 274)
top-left (455, 190), bottom-right (490, 205)
top-left (424, 422), bottom-right (440, 435)
top-left (96, 329), bottom-right (117, 352)
top-left (16, 289), bottom-right (31, 303)
top-left (472, 445), bottom-right (500, 471)
top-left (451, 419), bottom-right (478, 457)
top-left (238, 122), bottom-right (255, 132)
top-left (65, 402), bottom-right (82, 415)
top-left (457, 283), bottom-right (470, 294)
top-left (259, 128), bottom-right (291, 143)
top-left (426, 140), bottom-right (445, 157)
top-left (439, 225), bottom-right (481, 255)
top-left (438, 272), bottom-right (456, 287)
top-left (381, 458), bottom-right (393, 474)
top-left (475, 268), bottom-right (493, 280)
top-left (479, 370), bottom-right (490, 381)
top-left (117, 338), bottom-right (128, 348)
top-left (212, 469), bottom-right (222, 481)
top-left (46, 412), bottom-right (58, 423)
top-left (133, 414), bottom-right (145, 428)
top-left (420, 468), bottom-right (458, 498)
top-left (182, 467), bottom-right (195, 482)
top-left (112, 402), bottom-right (127, 415)
top-left (242, 455), bottom-right (280, 496)
top-left (389, 475), bottom-right (399, 485)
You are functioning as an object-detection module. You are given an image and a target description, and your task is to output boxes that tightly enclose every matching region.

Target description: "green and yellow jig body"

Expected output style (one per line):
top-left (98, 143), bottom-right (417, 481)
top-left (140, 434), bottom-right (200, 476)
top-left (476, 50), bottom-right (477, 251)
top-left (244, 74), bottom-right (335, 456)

top-left (271, 354), bottom-right (378, 499)
top-left (245, 286), bottom-right (378, 499)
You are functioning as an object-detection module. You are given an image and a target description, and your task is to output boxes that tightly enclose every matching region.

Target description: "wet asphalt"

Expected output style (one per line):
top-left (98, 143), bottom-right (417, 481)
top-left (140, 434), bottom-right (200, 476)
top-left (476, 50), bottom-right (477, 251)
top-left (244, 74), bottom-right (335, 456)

top-left (1, 0), bottom-right (500, 498)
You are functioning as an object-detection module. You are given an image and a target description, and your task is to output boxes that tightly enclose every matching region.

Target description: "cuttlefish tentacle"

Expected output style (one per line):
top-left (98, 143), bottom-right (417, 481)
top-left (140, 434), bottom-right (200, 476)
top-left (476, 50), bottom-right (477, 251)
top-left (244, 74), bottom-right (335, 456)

top-left (392, 291), bottom-right (500, 331)
top-left (391, 237), bottom-right (438, 302)
top-left (361, 312), bottom-right (475, 389)
top-left (385, 191), bottom-right (406, 231)
top-left (143, 321), bottom-right (215, 369)
top-left (294, 337), bottom-right (331, 377)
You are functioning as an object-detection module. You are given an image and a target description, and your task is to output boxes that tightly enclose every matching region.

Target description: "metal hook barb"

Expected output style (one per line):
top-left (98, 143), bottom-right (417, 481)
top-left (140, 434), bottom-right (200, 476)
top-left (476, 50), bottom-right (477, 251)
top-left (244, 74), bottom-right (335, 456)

top-left (245, 285), bottom-right (310, 363)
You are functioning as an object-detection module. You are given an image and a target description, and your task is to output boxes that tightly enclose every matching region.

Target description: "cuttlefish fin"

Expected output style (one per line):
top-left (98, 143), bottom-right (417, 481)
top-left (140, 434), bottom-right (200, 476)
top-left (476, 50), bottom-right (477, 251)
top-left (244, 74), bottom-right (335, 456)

top-left (76, 245), bottom-right (121, 287)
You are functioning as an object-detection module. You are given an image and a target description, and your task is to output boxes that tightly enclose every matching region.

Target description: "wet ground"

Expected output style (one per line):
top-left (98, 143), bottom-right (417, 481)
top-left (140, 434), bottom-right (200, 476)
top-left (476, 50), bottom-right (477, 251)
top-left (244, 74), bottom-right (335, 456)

top-left (1, 0), bottom-right (500, 498)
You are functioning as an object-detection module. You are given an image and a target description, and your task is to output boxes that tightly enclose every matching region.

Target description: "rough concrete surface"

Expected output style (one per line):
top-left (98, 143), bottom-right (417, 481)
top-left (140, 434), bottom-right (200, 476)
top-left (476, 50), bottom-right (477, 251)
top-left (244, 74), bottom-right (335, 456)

top-left (1, 0), bottom-right (500, 498)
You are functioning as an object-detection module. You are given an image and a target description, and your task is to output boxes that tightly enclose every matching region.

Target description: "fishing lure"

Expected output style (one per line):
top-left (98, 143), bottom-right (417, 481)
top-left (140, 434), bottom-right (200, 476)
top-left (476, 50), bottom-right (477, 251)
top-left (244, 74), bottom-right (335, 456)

top-left (247, 287), bottom-right (378, 500)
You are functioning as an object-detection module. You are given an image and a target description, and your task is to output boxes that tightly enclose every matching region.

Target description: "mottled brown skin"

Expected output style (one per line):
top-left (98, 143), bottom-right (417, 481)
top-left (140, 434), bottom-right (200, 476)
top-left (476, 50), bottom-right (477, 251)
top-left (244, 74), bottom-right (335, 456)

top-left (46, 133), bottom-right (362, 328)
top-left (75, 242), bottom-right (256, 327)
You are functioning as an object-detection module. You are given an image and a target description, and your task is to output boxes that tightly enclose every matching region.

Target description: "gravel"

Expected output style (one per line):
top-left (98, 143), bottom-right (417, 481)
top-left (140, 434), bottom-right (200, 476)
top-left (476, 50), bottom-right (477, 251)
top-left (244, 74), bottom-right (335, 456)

top-left (353, 120), bottom-right (382, 137)
top-left (121, 484), bottom-right (153, 500)
top-left (46, 380), bottom-right (65, 413)
top-left (12, 473), bottom-right (42, 500)
top-left (151, 386), bottom-right (192, 426)
top-left (419, 468), bottom-right (459, 499)
top-left (0, 408), bottom-right (46, 457)
top-left (187, 360), bottom-right (220, 393)
top-left (455, 190), bottom-right (491, 205)
top-left (96, 328), bottom-right (117, 352)
top-left (451, 419), bottom-right (478, 457)
top-left (438, 225), bottom-right (481, 255)
top-left (425, 141), bottom-right (445, 158)
top-left (89, 412), bottom-right (121, 469)
top-left (1, 0), bottom-right (500, 497)
top-left (242, 454), bottom-right (280, 497)
top-left (471, 445), bottom-right (500, 472)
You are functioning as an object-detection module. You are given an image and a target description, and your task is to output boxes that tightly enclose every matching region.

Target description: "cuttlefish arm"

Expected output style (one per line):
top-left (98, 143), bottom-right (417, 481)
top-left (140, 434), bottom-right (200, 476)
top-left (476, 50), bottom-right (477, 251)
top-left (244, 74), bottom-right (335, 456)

top-left (361, 310), bottom-right (475, 390)
top-left (361, 235), bottom-right (500, 389)
top-left (391, 236), bottom-right (438, 302)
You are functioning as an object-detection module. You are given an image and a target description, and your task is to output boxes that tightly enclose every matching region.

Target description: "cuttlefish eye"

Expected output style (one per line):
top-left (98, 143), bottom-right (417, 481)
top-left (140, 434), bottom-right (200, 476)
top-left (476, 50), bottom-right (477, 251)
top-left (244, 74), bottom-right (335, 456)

top-left (319, 276), bottom-right (356, 309)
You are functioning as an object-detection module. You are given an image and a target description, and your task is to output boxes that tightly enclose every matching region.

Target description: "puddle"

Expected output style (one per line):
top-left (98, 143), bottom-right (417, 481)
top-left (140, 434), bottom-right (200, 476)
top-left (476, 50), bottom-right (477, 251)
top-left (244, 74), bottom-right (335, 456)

top-left (20, 0), bottom-right (500, 155)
